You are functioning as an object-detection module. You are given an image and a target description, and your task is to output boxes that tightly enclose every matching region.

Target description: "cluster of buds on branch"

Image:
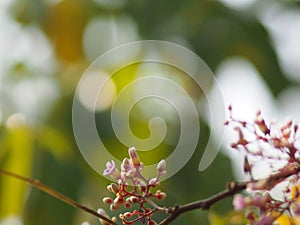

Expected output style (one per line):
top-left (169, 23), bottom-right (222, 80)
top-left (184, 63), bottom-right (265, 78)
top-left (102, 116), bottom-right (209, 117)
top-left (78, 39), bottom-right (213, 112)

top-left (82, 147), bottom-right (167, 225)
top-left (5, 106), bottom-right (300, 225)
top-left (227, 106), bottom-right (300, 224)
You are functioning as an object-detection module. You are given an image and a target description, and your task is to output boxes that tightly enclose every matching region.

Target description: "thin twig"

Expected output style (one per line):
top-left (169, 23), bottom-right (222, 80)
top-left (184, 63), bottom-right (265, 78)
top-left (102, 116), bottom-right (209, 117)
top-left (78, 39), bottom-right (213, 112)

top-left (158, 182), bottom-right (247, 225)
top-left (0, 169), bottom-right (117, 225)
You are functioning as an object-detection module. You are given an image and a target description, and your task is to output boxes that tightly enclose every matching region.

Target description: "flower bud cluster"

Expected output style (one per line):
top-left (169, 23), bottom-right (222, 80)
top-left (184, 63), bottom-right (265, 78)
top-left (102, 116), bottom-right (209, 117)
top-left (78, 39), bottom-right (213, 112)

top-left (233, 193), bottom-right (278, 224)
top-left (227, 107), bottom-right (300, 224)
top-left (233, 189), bottom-right (300, 225)
top-left (101, 147), bottom-right (167, 225)
top-left (229, 108), bottom-right (300, 164)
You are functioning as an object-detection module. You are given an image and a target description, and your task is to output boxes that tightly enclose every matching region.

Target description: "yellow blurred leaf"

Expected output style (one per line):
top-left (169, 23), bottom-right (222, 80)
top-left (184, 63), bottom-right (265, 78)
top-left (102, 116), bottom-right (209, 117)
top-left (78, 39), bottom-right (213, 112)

top-left (275, 213), bottom-right (300, 225)
top-left (208, 212), bottom-right (227, 225)
top-left (44, 0), bottom-right (87, 62)
top-left (208, 211), bottom-right (247, 225)
top-left (276, 214), bottom-right (291, 225)
top-left (0, 125), bottom-right (33, 218)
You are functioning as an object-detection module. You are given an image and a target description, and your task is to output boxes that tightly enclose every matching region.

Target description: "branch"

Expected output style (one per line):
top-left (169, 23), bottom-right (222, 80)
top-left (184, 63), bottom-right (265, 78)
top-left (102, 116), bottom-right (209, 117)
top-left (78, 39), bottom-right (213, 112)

top-left (1, 161), bottom-right (300, 225)
top-left (159, 182), bottom-right (246, 225)
top-left (159, 162), bottom-right (300, 225)
top-left (0, 169), bottom-right (117, 225)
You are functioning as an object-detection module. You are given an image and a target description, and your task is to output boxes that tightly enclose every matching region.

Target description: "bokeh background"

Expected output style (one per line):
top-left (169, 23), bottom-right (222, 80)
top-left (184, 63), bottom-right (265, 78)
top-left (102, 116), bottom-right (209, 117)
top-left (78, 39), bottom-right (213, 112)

top-left (1, 0), bottom-right (300, 224)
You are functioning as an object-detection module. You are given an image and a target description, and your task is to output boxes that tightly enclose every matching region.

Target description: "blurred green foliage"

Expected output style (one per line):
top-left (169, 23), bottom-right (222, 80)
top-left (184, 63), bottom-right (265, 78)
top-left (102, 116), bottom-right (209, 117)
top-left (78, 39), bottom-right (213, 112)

top-left (1, 0), bottom-right (300, 225)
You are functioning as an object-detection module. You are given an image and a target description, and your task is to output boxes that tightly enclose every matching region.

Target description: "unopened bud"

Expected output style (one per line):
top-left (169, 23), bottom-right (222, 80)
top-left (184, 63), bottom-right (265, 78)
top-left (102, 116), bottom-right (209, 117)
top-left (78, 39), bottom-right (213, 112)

top-left (121, 158), bottom-right (132, 172)
top-left (110, 202), bottom-right (120, 211)
top-left (129, 147), bottom-right (141, 167)
top-left (129, 196), bottom-right (139, 203)
top-left (97, 208), bottom-right (111, 225)
top-left (114, 196), bottom-right (123, 205)
top-left (255, 112), bottom-right (270, 135)
top-left (139, 185), bottom-right (147, 192)
top-left (111, 183), bottom-right (120, 193)
top-left (155, 191), bottom-right (166, 200)
top-left (282, 127), bottom-right (291, 139)
top-left (252, 194), bottom-right (267, 208)
top-left (107, 184), bottom-right (113, 192)
top-left (102, 197), bottom-right (113, 204)
top-left (157, 160), bottom-right (166, 173)
top-left (243, 157), bottom-right (251, 173)
top-left (110, 196), bottom-right (124, 210)
top-left (232, 194), bottom-right (246, 211)
top-left (149, 178), bottom-right (158, 187)
top-left (123, 212), bottom-right (132, 218)
top-left (124, 201), bottom-right (131, 208)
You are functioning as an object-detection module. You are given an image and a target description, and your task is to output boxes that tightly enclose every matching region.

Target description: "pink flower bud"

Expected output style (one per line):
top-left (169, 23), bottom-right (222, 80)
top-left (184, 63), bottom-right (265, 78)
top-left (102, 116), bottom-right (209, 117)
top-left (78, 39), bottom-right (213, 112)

top-left (121, 158), bottom-right (133, 173)
top-left (129, 196), bottom-right (139, 203)
top-left (107, 184), bottom-right (113, 192)
top-left (255, 113), bottom-right (270, 135)
top-left (155, 191), bottom-right (167, 200)
top-left (149, 178), bottom-right (158, 187)
top-left (157, 160), bottom-right (166, 174)
top-left (123, 212), bottom-right (132, 218)
top-left (129, 147), bottom-right (141, 167)
top-left (110, 198), bottom-right (123, 211)
top-left (139, 185), bottom-right (147, 192)
top-left (252, 193), bottom-right (269, 208)
top-left (97, 208), bottom-right (111, 225)
top-left (282, 127), bottom-right (291, 139)
top-left (258, 214), bottom-right (274, 225)
top-left (233, 194), bottom-right (246, 211)
top-left (110, 183), bottom-right (120, 193)
top-left (110, 204), bottom-right (119, 211)
top-left (111, 196), bottom-right (123, 210)
top-left (102, 197), bottom-right (113, 204)
top-left (124, 200), bottom-right (131, 208)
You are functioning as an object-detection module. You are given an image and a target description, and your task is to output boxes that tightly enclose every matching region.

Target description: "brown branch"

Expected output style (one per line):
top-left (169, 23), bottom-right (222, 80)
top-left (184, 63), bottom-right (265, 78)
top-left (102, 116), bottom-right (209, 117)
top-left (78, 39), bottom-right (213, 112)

top-left (159, 182), bottom-right (247, 225)
top-left (2, 161), bottom-right (300, 225)
top-left (0, 169), bottom-right (117, 225)
top-left (159, 162), bottom-right (300, 225)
